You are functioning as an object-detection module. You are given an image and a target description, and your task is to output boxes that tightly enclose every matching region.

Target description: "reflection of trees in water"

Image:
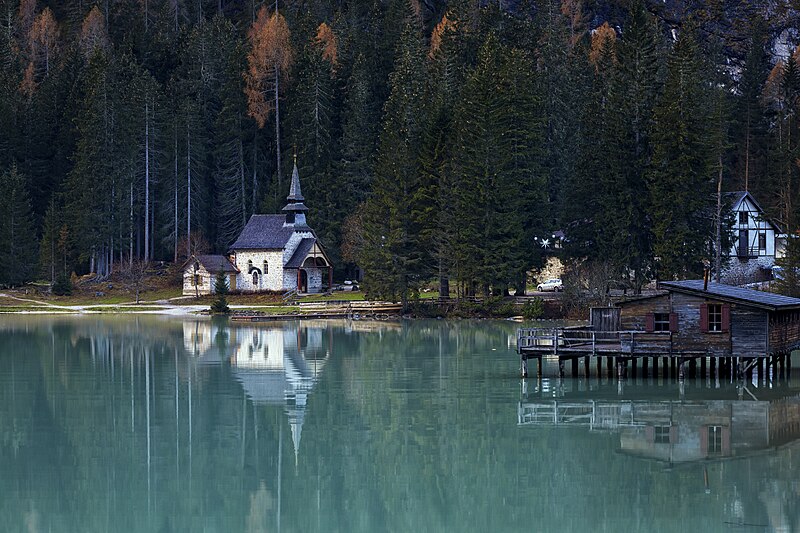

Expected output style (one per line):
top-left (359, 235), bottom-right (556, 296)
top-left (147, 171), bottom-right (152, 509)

top-left (0, 317), bottom-right (799, 532)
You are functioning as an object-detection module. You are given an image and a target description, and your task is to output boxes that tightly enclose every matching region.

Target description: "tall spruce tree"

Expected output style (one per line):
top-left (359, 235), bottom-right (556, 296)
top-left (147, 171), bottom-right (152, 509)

top-left (358, 19), bottom-right (427, 307)
top-left (648, 29), bottom-right (714, 279)
top-left (0, 165), bottom-right (38, 286)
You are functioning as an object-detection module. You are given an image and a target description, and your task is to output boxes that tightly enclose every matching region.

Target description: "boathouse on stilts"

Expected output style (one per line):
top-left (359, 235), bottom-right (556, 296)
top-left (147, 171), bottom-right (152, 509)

top-left (517, 280), bottom-right (800, 380)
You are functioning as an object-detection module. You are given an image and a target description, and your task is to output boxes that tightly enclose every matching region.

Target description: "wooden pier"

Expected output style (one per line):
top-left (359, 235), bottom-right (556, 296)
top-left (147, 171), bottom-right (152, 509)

top-left (517, 327), bottom-right (792, 381)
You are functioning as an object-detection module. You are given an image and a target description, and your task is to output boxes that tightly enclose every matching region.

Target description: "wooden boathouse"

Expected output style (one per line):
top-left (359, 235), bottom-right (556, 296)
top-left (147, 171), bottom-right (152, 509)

top-left (518, 280), bottom-right (800, 380)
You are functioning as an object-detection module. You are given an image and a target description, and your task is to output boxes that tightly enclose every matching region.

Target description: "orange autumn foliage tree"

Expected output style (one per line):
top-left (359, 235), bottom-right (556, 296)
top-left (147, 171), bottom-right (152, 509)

top-left (589, 22), bottom-right (616, 67)
top-left (79, 6), bottom-right (110, 59)
top-left (429, 14), bottom-right (456, 58)
top-left (316, 22), bottom-right (337, 66)
top-left (560, 0), bottom-right (588, 48)
top-left (244, 7), bottom-right (293, 129)
top-left (20, 6), bottom-right (59, 97)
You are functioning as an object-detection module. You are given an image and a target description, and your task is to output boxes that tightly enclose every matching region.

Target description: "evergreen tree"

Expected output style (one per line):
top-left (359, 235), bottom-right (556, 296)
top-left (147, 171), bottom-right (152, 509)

top-left (358, 20), bottom-right (427, 308)
top-left (448, 35), bottom-right (545, 297)
top-left (0, 165), bottom-right (38, 286)
top-left (734, 16), bottom-right (770, 194)
top-left (210, 270), bottom-right (231, 313)
top-left (648, 29), bottom-right (714, 279)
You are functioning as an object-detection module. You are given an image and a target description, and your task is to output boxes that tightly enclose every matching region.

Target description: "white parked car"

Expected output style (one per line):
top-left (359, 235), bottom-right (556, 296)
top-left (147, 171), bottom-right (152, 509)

top-left (537, 278), bottom-right (563, 292)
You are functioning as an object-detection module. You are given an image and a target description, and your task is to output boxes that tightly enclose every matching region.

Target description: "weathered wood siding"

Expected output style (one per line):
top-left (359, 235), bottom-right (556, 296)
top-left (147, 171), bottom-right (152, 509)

top-left (768, 310), bottom-right (800, 353)
top-left (730, 306), bottom-right (768, 357)
top-left (670, 293), bottom-right (731, 356)
top-left (619, 295), bottom-right (670, 330)
top-left (590, 307), bottom-right (621, 331)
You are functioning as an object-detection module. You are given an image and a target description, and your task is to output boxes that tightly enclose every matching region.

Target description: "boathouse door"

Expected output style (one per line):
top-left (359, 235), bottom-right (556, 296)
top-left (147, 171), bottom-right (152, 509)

top-left (590, 307), bottom-right (620, 332)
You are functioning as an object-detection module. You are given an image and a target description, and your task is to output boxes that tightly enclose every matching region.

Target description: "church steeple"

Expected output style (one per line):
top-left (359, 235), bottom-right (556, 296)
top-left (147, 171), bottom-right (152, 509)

top-left (283, 156), bottom-right (308, 226)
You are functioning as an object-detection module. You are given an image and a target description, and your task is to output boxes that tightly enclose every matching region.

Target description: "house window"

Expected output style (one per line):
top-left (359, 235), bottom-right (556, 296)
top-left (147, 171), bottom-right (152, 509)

top-left (653, 313), bottom-right (670, 332)
top-left (708, 304), bottom-right (723, 332)
top-left (252, 271), bottom-right (259, 285)
top-left (654, 426), bottom-right (671, 444)
top-left (739, 211), bottom-right (748, 225)
top-left (263, 260), bottom-right (269, 275)
top-left (193, 274), bottom-right (199, 286)
top-left (708, 426), bottom-right (723, 455)
top-left (759, 233), bottom-right (767, 251)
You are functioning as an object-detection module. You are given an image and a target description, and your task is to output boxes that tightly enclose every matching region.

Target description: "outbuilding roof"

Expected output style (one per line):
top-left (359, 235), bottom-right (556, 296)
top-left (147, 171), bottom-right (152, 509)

top-left (230, 215), bottom-right (299, 250)
top-left (183, 254), bottom-right (239, 273)
top-left (659, 280), bottom-right (800, 311)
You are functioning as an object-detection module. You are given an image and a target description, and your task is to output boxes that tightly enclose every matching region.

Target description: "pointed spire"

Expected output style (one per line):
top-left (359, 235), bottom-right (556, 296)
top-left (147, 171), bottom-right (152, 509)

top-left (287, 155), bottom-right (304, 202)
top-left (283, 155), bottom-right (308, 225)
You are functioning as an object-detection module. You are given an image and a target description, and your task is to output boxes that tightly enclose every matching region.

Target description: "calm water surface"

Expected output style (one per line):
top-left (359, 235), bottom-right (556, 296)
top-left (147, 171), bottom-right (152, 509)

top-left (0, 315), bottom-right (798, 532)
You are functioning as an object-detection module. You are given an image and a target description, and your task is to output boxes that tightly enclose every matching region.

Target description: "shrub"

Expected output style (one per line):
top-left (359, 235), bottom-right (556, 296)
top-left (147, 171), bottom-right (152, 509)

top-left (52, 274), bottom-right (72, 296)
top-left (521, 298), bottom-right (544, 320)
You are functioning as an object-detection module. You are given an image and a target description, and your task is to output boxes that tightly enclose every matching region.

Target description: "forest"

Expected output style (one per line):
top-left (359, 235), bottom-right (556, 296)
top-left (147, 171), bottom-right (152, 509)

top-left (2, 0), bottom-right (800, 301)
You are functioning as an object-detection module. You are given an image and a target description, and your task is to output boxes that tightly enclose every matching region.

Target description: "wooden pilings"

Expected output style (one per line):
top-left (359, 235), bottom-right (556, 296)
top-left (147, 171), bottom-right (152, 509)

top-left (520, 350), bottom-right (794, 382)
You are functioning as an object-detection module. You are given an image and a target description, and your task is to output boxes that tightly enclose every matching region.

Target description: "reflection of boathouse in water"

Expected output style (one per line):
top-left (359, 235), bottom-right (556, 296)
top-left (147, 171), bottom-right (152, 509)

top-left (519, 394), bottom-right (800, 464)
top-left (181, 320), bottom-right (329, 457)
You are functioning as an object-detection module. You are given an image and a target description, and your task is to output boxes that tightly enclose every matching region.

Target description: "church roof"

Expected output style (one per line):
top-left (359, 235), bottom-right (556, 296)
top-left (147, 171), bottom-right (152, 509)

top-left (285, 238), bottom-right (316, 268)
top-left (230, 215), bottom-right (296, 250)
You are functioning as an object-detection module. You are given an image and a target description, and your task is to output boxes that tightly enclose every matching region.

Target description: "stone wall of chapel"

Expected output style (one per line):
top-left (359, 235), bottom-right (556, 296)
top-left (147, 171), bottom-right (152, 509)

top-left (283, 270), bottom-right (298, 291)
top-left (235, 250), bottom-right (284, 291)
top-left (283, 231), bottom-right (315, 263)
top-left (306, 267), bottom-right (323, 292)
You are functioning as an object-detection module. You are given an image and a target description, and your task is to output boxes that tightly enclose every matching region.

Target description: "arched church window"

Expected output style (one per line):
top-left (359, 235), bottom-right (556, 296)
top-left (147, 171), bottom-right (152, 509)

top-left (247, 259), bottom-right (253, 272)
top-left (263, 260), bottom-right (269, 274)
top-left (252, 271), bottom-right (259, 286)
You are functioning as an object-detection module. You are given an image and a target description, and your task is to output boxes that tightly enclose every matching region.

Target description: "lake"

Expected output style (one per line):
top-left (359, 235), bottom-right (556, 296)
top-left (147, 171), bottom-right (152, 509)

top-left (0, 315), bottom-right (798, 532)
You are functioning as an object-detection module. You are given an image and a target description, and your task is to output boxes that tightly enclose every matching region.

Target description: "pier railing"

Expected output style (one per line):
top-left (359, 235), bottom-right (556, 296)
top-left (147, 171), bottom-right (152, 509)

top-left (517, 328), bottom-right (674, 355)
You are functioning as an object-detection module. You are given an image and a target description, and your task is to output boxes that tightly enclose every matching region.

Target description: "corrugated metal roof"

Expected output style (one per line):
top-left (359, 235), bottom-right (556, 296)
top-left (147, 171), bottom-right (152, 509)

top-left (193, 255), bottom-right (238, 273)
top-left (230, 215), bottom-right (296, 250)
top-left (285, 238), bottom-right (316, 268)
top-left (660, 280), bottom-right (800, 310)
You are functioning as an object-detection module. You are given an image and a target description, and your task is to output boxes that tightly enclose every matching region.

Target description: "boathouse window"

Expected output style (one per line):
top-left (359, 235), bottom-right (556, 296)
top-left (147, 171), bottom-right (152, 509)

top-left (645, 313), bottom-right (677, 332)
top-left (654, 426), bottom-right (670, 444)
top-left (700, 303), bottom-right (729, 333)
top-left (653, 313), bottom-right (670, 332)
top-left (739, 211), bottom-right (748, 224)
top-left (708, 304), bottom-right (723, 332)
top-left (707, 426), bottom-right (723, 455)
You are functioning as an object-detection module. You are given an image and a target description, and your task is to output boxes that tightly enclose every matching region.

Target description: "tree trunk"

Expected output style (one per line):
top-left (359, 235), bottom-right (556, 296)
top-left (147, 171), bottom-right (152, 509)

top-left (715, 155), bottom-right (723, 283)
top-left (187, 124), bottom-right (192, 247)
top-left (144, 102), bottom-right (150, 262)
top-left (274, 65), bottom-right (282, 197)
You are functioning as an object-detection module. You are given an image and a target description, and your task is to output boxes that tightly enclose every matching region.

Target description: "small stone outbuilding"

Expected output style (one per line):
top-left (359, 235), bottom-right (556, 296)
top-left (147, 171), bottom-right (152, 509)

top-left (182, 255), bottom-right (239, 296)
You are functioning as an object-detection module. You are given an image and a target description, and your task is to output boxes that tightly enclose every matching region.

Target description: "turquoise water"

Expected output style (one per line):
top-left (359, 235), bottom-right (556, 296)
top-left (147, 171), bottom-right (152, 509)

top-left (0, 315), bottom-right (798, 532)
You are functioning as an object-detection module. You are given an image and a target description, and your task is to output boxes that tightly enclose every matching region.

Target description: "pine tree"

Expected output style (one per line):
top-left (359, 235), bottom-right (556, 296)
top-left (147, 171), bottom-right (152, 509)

top-left (0, 165), bottom-right (38, 286)
top-left (210, 270), bottom-right (230, 313)
top-left (358, 20), bottom-right (427, 308)
top-left (648, 29), bottom-right (714, 279)
top-left (734, 16), bottom-right (769, 194)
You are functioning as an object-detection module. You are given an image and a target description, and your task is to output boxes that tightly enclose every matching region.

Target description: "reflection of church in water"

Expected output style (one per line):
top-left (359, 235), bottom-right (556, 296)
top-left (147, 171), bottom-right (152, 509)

top-left (183, 320), bottom-right (329, 457)
top-left (518, 387), bottom-right (800, 465)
